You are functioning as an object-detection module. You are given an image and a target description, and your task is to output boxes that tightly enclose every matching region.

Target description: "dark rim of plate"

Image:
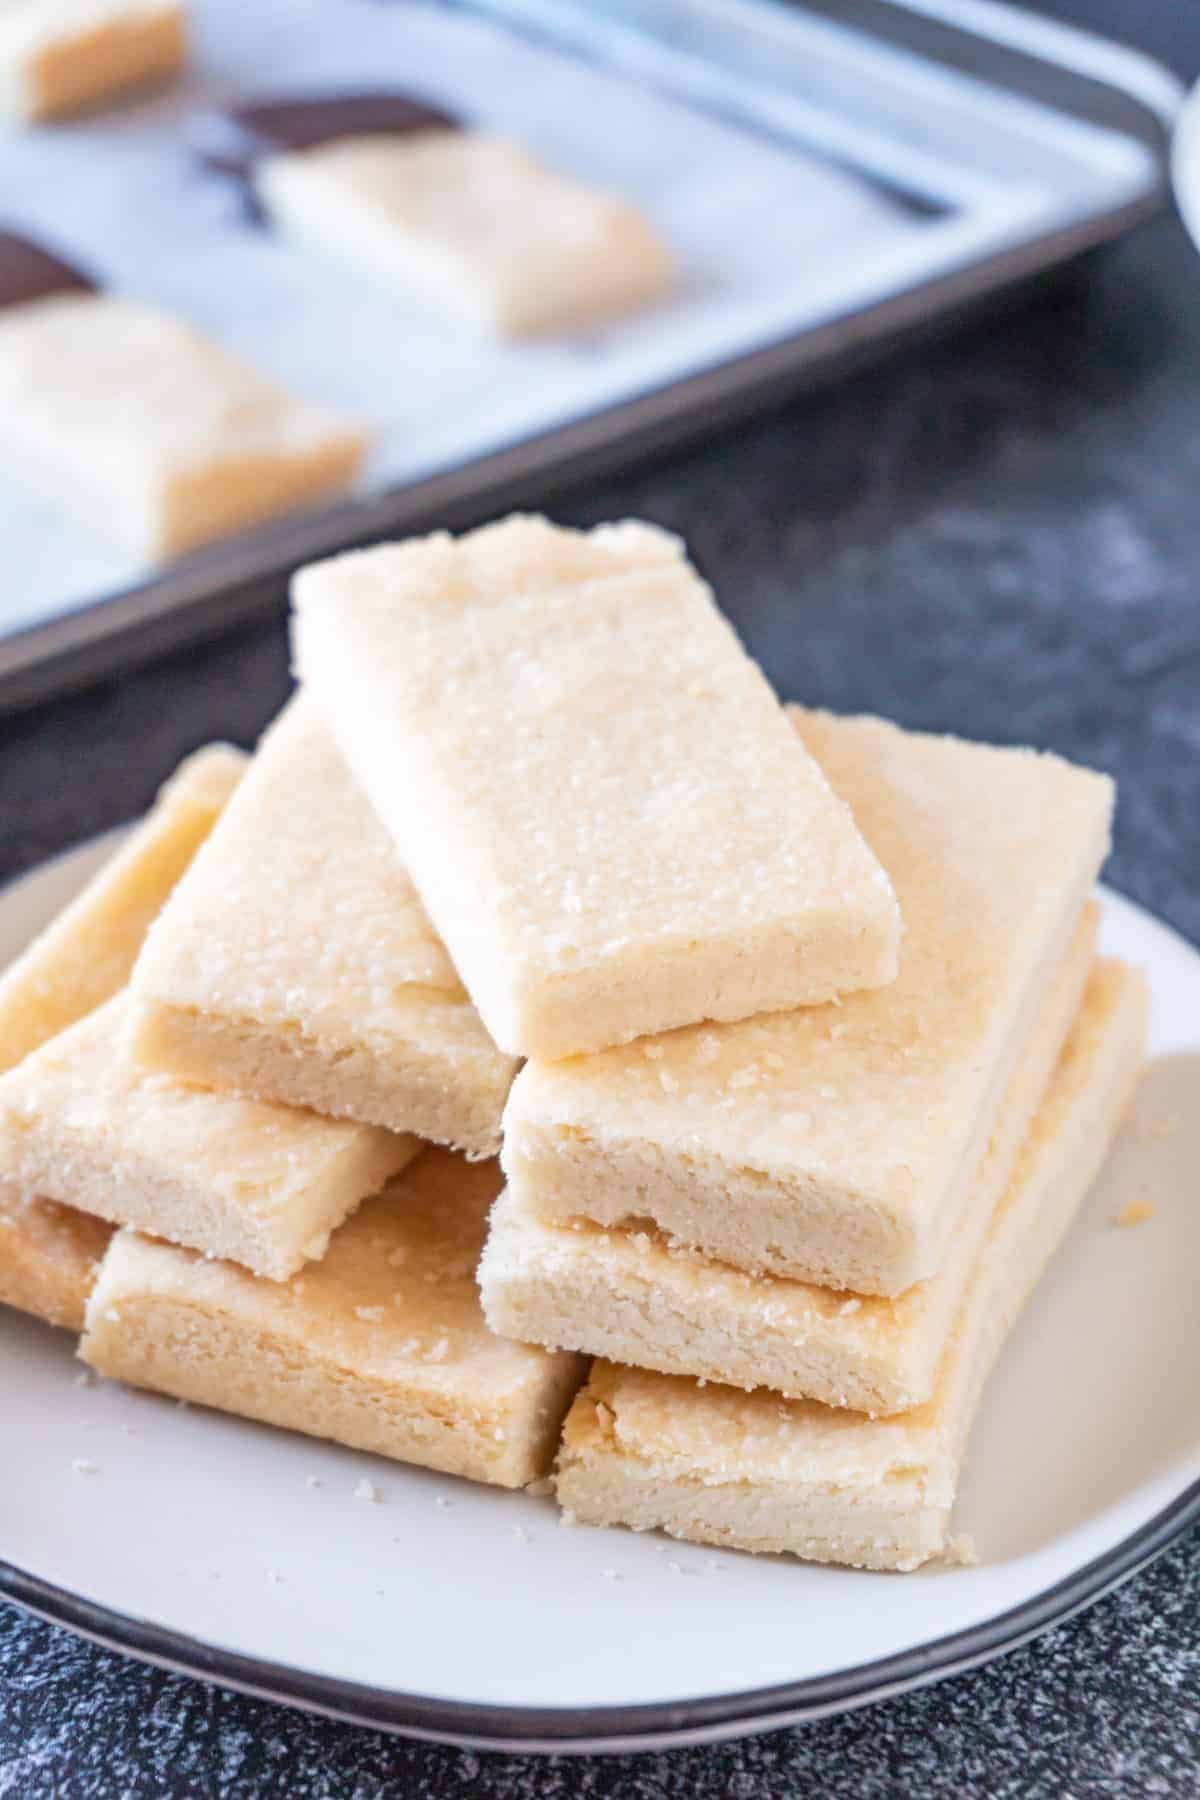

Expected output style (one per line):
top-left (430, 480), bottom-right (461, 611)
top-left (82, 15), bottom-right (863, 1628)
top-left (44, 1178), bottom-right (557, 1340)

top-left (1, 1479), bottom-right (1197, 1752)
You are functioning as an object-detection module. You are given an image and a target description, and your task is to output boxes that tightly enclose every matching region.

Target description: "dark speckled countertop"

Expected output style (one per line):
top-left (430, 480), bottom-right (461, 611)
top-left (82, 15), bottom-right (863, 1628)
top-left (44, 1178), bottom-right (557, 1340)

top-left (2, 1), bottom-right (1200, 1793)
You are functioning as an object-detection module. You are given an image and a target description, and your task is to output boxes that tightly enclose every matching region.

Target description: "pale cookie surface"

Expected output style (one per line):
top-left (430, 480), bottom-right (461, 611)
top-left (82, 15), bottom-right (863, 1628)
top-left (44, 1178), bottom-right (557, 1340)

top-left (0, 743), bottom-right (240, 1331)
top-left (292, 516), bottom-right (900, 1059)
top-left (505, 707), bottom-right (1113, 1294)
top-left (0, 1), bottom-right (185, 124)
top-left (0, 994), bottom-right (418, 1280)
top-left (129, 697), bottom-right (517, 1155)
top-left (256, 130), bottom-right (673, 337)
top-left (483, 907), bottom-right (1096, 1414)
top-left (0, 1181), bottom-right (111, 1331)
top-left (0, 293), bottom-right (367, 558)
top-left (556, 960), bottom-right (1147, 1572)
top-left (0, 743), bottom-right (245, 1074)
top-left (82, 1148), bottom-right (586, 1488)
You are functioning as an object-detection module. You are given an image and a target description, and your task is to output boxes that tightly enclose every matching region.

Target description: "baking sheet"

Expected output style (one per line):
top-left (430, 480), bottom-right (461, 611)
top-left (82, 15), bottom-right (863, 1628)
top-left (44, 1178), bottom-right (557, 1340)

top-left (0, 0), bottom-right (929, 640)
top-left (0, 0), bottom-right (1174, 708)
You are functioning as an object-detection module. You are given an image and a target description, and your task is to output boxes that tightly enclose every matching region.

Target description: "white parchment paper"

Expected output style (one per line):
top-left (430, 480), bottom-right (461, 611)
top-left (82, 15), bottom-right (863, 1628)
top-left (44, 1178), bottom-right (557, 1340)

top-left (0, 0), bottom-right (923, 638)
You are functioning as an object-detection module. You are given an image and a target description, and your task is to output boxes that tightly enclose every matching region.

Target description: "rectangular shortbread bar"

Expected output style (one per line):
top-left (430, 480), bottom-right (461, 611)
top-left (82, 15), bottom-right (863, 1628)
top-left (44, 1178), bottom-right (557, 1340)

top-left (82, 1149), bottom-right (587, 1488)
top-left (0, 995), bottom-right (418, 1280)
top-left (255, 131), bottom-right (673, 338)
top-left (0, 2), bottom-right (186, 124)
top-left (0, 743), bottom-right (245, 1074)
top-left (129, 696), bottom-right (517, 1155)
top-left (504, 708), bottom-right (1113, 1295)
top-left (555, 959), bottom-right (1147, 1571)
top-left (0, 744), bottom-right (240, 1330)
top-left (0, 294), bottom-right (367, 559)
top-left (0, 1181), bottom-right (112, 1331)
top-left (292, 517), bottom-right (901, 1059)
top-left (482, 906), bottom-right (1096, 1415)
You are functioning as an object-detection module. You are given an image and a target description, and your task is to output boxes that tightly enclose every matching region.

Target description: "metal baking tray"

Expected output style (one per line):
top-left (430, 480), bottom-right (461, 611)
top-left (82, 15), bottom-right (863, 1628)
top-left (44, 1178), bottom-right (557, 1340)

top-left (0, 0), bottom-right (1180, 714)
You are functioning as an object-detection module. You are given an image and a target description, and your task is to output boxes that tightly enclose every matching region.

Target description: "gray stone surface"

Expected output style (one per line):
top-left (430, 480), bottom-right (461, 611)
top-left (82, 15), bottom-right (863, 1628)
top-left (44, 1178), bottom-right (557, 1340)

top-left (2, 1), bottom-right (1200, 1792)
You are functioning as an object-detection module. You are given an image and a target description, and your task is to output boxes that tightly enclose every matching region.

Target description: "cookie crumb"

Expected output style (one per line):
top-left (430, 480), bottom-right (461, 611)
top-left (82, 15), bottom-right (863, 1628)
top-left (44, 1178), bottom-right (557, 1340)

top-left (71, 1458), bottom-right (98, 1476)
top-left (1115, 1199), bottom-right (1155, 1228)
top-left (354, 1478), bottom-right (379, 1503)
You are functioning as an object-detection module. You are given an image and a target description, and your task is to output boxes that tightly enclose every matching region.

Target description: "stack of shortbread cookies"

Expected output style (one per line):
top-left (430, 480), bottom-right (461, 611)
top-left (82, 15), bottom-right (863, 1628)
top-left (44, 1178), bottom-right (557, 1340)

top-left (0, 515), bottom-right (1146, 1569)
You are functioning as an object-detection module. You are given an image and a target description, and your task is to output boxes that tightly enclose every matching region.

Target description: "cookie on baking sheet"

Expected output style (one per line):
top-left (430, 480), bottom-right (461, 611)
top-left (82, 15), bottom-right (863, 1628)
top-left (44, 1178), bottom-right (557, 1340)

top-left (0, 232), bottom-right (368, 560)
top-left (0, 0), bottom-right (186, 124)
top-left (256, 129), bottom-right (674, 336)
top-left (197, 89), bottom-right (673, 336)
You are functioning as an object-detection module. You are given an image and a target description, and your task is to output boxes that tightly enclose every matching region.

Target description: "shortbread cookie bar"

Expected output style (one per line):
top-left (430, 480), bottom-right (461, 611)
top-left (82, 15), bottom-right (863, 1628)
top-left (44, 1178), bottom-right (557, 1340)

top-left (482, 907), bottom-right (1096, 1414)
top-left (505, 708), bottom-right (1113, 1294)
top-left (0, 241), bottom-right (367, 560)
top-left (255, 127), bottom-right (672, 337)
top-left (556, 960), bottom-right (1146, 1570)
top-left (292, 517), bottom-right (901, 1059)
top-left (82, 1149), bottom-right (586, 1488)
top-left (0, 1182), bottom-right (111, 1331)
top-left (0, 1), bottom-right (186, 125)
top-left (0, 743), bottom-right (245, 1073)
top-left (0, 995), bottom-right (418, 1279)
top-left (0, 742), bottom-right (240, 1328)
top-left (129, 697), bottom-right (517, 1155)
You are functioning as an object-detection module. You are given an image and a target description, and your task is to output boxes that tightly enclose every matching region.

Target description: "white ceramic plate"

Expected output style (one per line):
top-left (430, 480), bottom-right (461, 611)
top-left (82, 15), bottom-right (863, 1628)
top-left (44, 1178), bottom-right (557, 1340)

top-left (1, 836), bottom-right (1198, 1754)
top-left (1172, 77), bottom-right (1200, 255)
